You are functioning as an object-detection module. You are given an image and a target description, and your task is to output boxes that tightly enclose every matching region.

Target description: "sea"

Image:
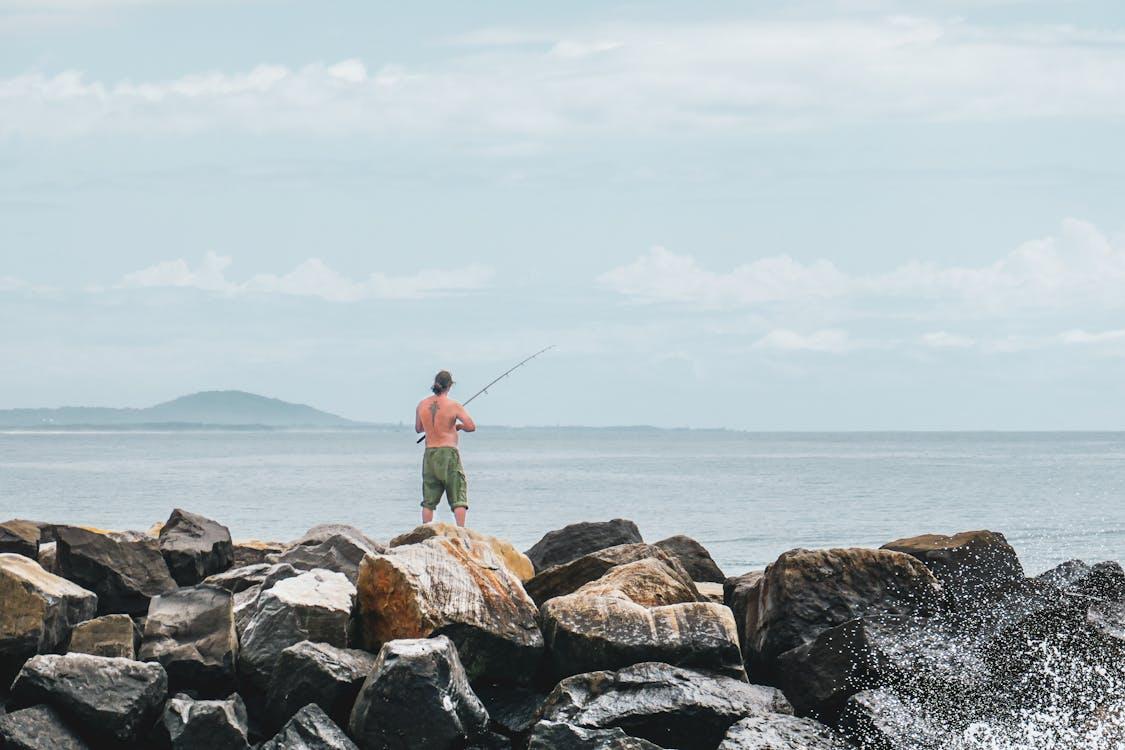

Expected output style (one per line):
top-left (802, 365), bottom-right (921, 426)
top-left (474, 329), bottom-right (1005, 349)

top-left (2, 427), bottom-right (1123, 575)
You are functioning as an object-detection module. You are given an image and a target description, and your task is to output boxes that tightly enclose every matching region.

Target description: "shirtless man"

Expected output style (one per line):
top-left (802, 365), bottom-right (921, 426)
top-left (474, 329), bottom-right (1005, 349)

top-left (415, 370), bottom-right (476, 526)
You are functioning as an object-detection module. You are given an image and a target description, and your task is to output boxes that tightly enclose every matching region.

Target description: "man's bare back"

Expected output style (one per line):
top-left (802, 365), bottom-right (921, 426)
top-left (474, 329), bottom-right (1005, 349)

top-left (415, 394), bottom-right (476, 448)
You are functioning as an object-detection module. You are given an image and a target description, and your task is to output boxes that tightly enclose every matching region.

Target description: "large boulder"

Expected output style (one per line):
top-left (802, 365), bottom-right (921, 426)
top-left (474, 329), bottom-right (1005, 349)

top-left (568, 559), bottom-right (699, 608)
top-left (204, 562), bottom-right (284, 594)
top-left (240, 569), bottom-right (355, 690)
top-left (265, 640), bottom-right (376, 732)
top-left (525, 544), bottom-right (699, 606)
top-left (347, 636), bottom-right (490, 750)
top-left (271, 526), bottom-right (385, 585)
top-left (158, 509), bottom-right (235, 586)
top-left (743, 547), bottom-right (941, 672)
top-left (140, 584), bottom-right (238, 694)
top-left (881, 530), bottom-right (1024, 604)
top-left (289, 524), bottom-right (383, 550)
top-left (525, 519), bottom-right (643, 572)
top-left (526, 720), bottom-right (664, 749)
top-left (537, 662), bottom-right (792, 750)
top-left (67, 614), bottom-right (137, 659)
top-left (718, 714), bottom-right (851, 749)
top-left (9, 653), bottom-right (167, 746)
top-left (0, 520), bottom-right (40, 559)
top-left (232, 540), bottom-right (286, 568)
top-left (391, 523), bottom-right (534, 582)
top-left (654, 536), bottom-right (725, 583)
top-left (724, 571), bottom-right (763, 656)
top-left (260, 703), bottom-right (358, 750)
top-left (54, 526), bottom-right (177, 616)
top-left (0, 554), bottom-right (98, 661)
top-left (0, 704), bottom-right (90, 750)
top-left (229, 563), bottom-right (303, 634)
top-left (161, 693), bottom-right (249, 750)
top-left (356, 537), bottom-right (543, 684)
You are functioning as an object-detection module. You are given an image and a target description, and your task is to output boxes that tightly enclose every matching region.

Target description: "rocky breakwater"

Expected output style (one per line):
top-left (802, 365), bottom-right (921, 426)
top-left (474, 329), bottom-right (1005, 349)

top-left (1, 512), bottom-right (1121, 749)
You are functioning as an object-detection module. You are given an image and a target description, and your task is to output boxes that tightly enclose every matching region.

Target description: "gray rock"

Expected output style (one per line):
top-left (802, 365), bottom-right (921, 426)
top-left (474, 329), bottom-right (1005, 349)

top-left (841, 689), bottom-right (944, 750)
top-left (718, 714), bottom-right (851, 749)
top-left (0, 520), bottom-right (40, 559)
top-left (140, 584), bottom-right (238, 694)
top-left (538, 662), bottom-right (792, 750)
top-left (654, 535), bottom-right (725, 583)
top-left (204, 562), bottom-right (281, 594)
top-left (525, 519), bottom-right (643, 572)
top-left (260, 703), bottom-right (358, 750)
top-left (474, 686), bottom-right (548, 737)
top-left (67, 614), bottom-right (136, 659)
top-left (1036, 559), bottom-right (1092, 590)
top-left (159, 509), bottom-right (235, 586)
top-left (162, 692), bottom-right (249, 750)
top-left (881, 530), bottom-right (1024, 605)
top-left (348, 635), bottom-right (489, 750)
top-left (54, 526), bottom-right (177, 616)
top-left (240, 569), bottom-right (355, 690)
top-left (0, 704), bottom-right (90, 750)
top-left (265, 640), bottom-right (376, 732)
top-left (229, 563), bottom-right (303, 635)
top-left (526, 720), bottom-right (664, 749)
top-left (9, 653), bottom-right (167, 745)
top-left (0, 553), bottom-right (98, 661)
top-left (271, 530), bottom-right (384, 584)
top-left (232, 540), bottom-right (286, 568)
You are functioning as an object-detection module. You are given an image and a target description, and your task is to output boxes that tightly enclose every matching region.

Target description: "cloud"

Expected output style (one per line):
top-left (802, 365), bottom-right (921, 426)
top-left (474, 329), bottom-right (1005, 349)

top-left (752, 329), bottom-right (858, 353)
top-left (1059, 329), bottom-right (1125, 345)
top-left (4, 17), bottom-right (1125, 138)
top-left (921, 331), bottom-right (976, 348)
top-left (118, 251), bottom-right (493, 301)
top-left (599, 219), bottom-right (1125, 315)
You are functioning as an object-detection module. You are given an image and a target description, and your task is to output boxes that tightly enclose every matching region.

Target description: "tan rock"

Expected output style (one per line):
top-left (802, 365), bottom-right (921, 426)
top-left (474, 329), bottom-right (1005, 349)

top-left (390, 523), bottom-right (534, 582)
top-left (696, 581), bottom-right (725, 605)
top-left (232, 540), bottom-right (286, 568)
top-left (0, 553), bottom-right (98, 659)
top-left (525, 543), bottom-right (700, 605)
top-left (68, 614), bottom-right (136, 659)
top-left (569, 558), bottom-right (698, 607)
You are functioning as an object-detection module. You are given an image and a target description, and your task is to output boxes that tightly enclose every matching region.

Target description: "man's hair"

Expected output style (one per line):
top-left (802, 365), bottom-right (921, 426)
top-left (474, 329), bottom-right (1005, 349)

top-left (432, 370), bottom-right (454, 395)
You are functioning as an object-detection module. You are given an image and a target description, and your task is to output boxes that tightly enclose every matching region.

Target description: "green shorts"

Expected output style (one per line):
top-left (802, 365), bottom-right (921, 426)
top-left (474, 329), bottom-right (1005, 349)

top-left (421, 447), bottom-right (468, 511)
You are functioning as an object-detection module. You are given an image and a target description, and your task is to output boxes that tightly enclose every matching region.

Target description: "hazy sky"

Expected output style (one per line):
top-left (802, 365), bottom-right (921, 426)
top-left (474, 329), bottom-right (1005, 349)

top-left (3, 0), bottom-right (1125, 429)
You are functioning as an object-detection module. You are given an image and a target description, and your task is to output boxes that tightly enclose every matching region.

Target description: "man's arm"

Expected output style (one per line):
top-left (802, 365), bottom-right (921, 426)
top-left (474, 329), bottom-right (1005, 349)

top-left (456, 405), bottom-right (476, 432)
top-left (415, 402), bottom-right (425, 434)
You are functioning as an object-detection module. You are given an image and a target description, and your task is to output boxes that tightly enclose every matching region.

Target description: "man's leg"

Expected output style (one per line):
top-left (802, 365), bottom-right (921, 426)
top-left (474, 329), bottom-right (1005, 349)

top-left (453, 507), bottom-right (467, 527)
top-left (422, 508), bottom-right (434, 524)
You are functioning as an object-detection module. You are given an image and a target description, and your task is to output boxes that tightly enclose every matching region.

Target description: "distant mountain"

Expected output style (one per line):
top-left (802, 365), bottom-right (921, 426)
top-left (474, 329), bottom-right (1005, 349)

top-left (0, 391), bottom-right (360, 428)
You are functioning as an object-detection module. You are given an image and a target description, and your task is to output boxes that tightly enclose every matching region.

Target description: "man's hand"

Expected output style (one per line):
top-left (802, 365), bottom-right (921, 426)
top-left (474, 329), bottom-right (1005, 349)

top-left (455, 424), bottom-right (464, 431)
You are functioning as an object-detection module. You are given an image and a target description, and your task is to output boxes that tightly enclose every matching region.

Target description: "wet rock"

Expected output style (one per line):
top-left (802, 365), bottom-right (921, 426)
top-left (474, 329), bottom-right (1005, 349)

top-left (162, 692), bottom-right (249, 750)
top-left (743, 547), bottom-right (941, 672)
top-left (1036, 559), bottom-right (1092, 590)
top-left (841, 689), bottom-right (944, 750)
top-left (1074, 561), bottom-right (1125, 599)
top-left (474, 686), bottom-right (548, 738)
top-left (391, 523), bottom-right (534, 582)
top-left (232, 540), bottom-right (286, 568)
top-left (526, 720), bottom-right (665, 749)
top-left (538, 662), bottom-right (792, 750)
top-left (347, 635), bottom-right (490, 750)
top-left (67, 614), bottom-right (136, 659)
top-left (0, 554), bottom-right (97, 661)
top-left (264, 640), bottom-right (376, 732)
top-left (881, 530), bottom-right (1024, 604)
top-left (525, 519), bottom-right (643, 572)
top-left (0, 520), bottom-right (40, 559)
top-left (260, 703), bottom-right (358, 750)
top-left (240, 569), bottom-right (355, 690)
top-left (541, 595), bottom-right (743, 680)
top-left (9, 653), bottom-right (167, 745)
top-left (229, 563), bottom-right (303, 634)
top-left (525, 544), bottom-right (699, 606)
top-left (271, 527), bottom-right (385, 585)
top-left (718, 713), bottom-right (852, 749)
top-left (0, 704), bottom-right (90, 750)
top-left (158, 509), bottom-right (235, 586)
top-left (654, 535), bottom-right (725, 583)
top-left (356, 538), bottom-right (542, 684)
top-left (54, 526), bottom-right (177, 616)
top-left (140, 584), bottom-right (238, 694)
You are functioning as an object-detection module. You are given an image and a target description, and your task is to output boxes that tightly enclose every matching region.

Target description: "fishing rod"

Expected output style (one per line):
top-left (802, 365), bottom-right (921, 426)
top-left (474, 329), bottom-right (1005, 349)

top-left (416, 345), bottom-right (555, 444)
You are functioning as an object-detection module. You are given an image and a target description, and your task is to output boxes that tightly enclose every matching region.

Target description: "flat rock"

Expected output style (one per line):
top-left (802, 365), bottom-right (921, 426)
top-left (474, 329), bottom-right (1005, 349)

top-left (0, 704), bottom-right (90, 750)
top-left (347, 635), bottom-right (490, 750)
top-left (232, 540), bottom-right (286, 567)
top-left (356, 537), bottom-right (543, 684)
top-left (526, 720), bottom-right (665, 749)
top-left (0, 554), bottom-right (98, 662)
top-left (67, 614), bottom-right (136, 659)
top-left (718, 714), bottom-right (851, 749)
top-left (743, 547), bottom-right (941, 672)
top-left (162, 692), bottom-right (249, 750)
top-left (538, 662), bottom-right (792, 750)
top-left (569, 558), bottom-right (699, 608)
top-left (140, 584), bottom-right (238, 694)
top-left (654, 535), bottom-right (725, 583)
top-left (240, 568), bottom-right (355, 690)
top-left (525, 544), bottom-right (699, 606)
top-left (0, 520), bottom-right (40, 559)
top-left (265, 640), bottom-right (376, 733)
top-left (9, 653), bottom-right (167, 745)
top-left (158, 509), bottom-right (235, 586)
top-left (204, 562), bottom-right (281, 594)
top-left (525, 519), bottom-right (643, 572)
top-left (881, 530), bottom-right (1024, 604)
top-left (391, 523), bottom-right (534, 582)
top-left (260, 703), bottom-right (358, 750)
top-left (55, 526), bottom-right (177, 616)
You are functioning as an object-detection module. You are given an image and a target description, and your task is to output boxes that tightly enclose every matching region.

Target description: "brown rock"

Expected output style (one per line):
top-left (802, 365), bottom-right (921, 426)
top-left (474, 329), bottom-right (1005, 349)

top-left (0, 520), bottom-right (40, 559)
top-left (881, 530), bottom-right (1024, 603)
top-left (0, 553), bottom-right (98, 661)
top-left (232, 540), bottom-right (286, 568)
top-left (696, 582), bottom-right (725, 604)
top-left (525, 543), bottom-right (700, 606)
top-left (68, 614), bottom-right (137, 659)
top-left (391, 522), bottom-right (535, 582)
top-left (55, 526), bottom-right (177, 616)
top-left (654, 535), bottom-right (725, 583)
top-left (569, 558), bottom-right (698, 607)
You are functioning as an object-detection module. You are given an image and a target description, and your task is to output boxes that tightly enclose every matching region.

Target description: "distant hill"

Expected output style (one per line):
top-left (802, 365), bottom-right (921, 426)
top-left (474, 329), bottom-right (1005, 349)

top-left (0, 391), bottom-right (360, 428)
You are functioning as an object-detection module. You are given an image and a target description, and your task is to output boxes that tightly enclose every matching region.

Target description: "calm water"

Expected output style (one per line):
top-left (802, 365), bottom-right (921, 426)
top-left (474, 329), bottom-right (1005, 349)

top-left (2, 428), bottom-right (1123, 576)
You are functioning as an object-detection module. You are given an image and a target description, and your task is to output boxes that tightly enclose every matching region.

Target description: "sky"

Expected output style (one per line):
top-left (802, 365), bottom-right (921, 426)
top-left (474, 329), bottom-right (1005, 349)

top-left (2, 0), bottom-right (1125, 429)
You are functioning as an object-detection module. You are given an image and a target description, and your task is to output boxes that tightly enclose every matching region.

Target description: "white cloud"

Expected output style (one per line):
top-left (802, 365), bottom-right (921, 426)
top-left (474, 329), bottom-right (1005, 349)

top-left (1059, 329), bottom-right (1125, 345)
top-left (752, 329), bottom-right (858, 353)
top-left (921, 331), bottom-right (976, 348)
top-left (118, 251), bottom-right (493, 301)
top-left (4, 17), bottom-right (1125, 138)
top-left (599, 219), bottom-right (1125, 315)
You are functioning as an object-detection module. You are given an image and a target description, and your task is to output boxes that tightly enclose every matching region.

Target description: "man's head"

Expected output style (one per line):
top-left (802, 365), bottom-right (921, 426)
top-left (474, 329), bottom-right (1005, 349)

top-left (432, 370), bottom-right (454, 395)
